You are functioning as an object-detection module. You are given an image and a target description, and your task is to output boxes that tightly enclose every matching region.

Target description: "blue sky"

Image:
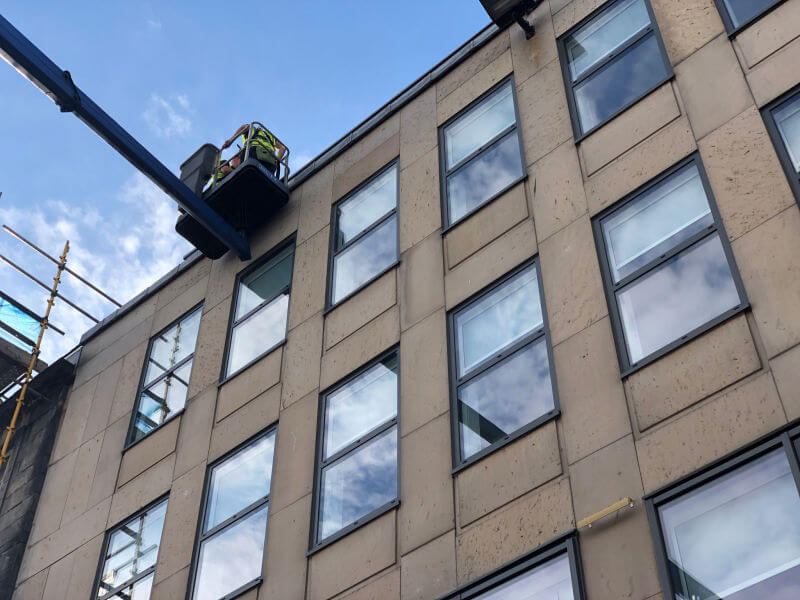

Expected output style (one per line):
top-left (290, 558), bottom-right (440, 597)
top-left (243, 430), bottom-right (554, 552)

top-left (0, 2), bottom-right (489, 362)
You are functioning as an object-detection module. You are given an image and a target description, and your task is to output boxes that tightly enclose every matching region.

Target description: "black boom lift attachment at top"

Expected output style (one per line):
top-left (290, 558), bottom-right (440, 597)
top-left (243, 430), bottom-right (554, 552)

top-left (479, 0), bottom-right (542, 39)
top-left (0, 12), bottom-right (296, 262)
top-left (175, 123), bottom-right (291, 259)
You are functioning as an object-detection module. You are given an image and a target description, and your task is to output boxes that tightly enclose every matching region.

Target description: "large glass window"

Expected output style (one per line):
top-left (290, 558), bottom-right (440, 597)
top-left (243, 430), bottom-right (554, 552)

top-left (129, 306), bottom-right (202, 445)
top-left (439, 535), bottom-right (584, 600)
top-left (93, 498), bottom-right (168, 600)
top-left (329, 162), bottom-right (398, 306)
top-left (648, 425), bottom-right (800, 600)
top-left (594, 155), bottom-right (747, 374)
top-left (559, 0), bottom-right (672, 138)
top-left (224, 242), bottom-right (294, 378)
top-left (763, 86), bottom-right (800, 205)
top-left (440, 78), bottom-right (526, 227)
top-left (448, 260), bottom-right (558, 469)
top-left (190, 429), bottom-right (276, 600)
top-left (714, 0), bottom-right (786, 32)
top-left (311, 351), bottom-right (398, 550)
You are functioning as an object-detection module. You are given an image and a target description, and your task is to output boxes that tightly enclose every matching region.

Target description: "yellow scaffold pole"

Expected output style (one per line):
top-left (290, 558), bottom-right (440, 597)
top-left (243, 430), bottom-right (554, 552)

top-left (0, 240), bottom-right (69, 470)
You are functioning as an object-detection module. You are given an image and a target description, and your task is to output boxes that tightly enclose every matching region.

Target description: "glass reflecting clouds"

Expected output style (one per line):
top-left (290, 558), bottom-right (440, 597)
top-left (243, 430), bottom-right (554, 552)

top-left (205, 432), bottom-right (275, 532)
top-left (227, 293), bottom-right (289, 375)
top-left (459, 339), bottom-right (555, 460)
top-left (324, 356), bottom-right (397, 459)
top-left (319, 426), bottom-right (397, 542)
top-left (659, 450), bottom-right (800, 599)
top-left (336, 166), bottom-right (397, 248)
top-left (332, 214), bottom-right (397, 304)
top-left (774, 93), bottom-right (800, 172)
top-left (601, 164), bottom-right (713, 282)
top-left (446, 131), bottom-right (524, 224)
top-left (574, 33), bottom-right (668, 133)
top-left (143, 308), bottom-right (200, 386)
top-left (617, 233), bottom-right (741, 363)
top-left (565, 0), bottom-right (650, 80)
top-left (455, 264), bottom-right (543, 377)
top-left (106, 574), bottom-right (153, 600)
top-left (235, 245), bottom-right (294, 320)
top-left (444, 82), bottom-right (516, 169)
top-left (194, 505), bottom-right (268, 600)
top-left (722, 0), bottom-right (782, 27)
top-left (98, 499), bottom-right (167, 598)
top-left (474, 553), bottom-right (576, 600)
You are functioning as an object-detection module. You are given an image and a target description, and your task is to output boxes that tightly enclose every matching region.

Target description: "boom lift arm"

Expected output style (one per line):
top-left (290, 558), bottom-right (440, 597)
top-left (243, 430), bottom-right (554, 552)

top-left (0, 12), bottom-right (251, 260)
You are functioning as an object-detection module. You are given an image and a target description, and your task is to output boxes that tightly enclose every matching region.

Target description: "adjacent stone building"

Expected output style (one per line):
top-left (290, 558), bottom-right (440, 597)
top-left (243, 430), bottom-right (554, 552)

top-left (8, 0), bottom-right (800, 598)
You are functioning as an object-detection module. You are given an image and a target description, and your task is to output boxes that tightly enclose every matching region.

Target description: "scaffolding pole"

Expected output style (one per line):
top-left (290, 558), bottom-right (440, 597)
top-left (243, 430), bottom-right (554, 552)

top-left (0, 241), bottom-right (68, 470)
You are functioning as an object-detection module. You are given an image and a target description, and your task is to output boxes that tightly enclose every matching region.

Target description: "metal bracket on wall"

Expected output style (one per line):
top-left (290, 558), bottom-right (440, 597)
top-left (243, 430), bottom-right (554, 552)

top-left (577, 497), bottom-right (635, 530)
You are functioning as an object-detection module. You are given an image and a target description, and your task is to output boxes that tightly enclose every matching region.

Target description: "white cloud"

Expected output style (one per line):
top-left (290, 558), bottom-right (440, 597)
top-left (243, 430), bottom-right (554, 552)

top-left (147, 19), bottom-right (162, 30)
top-left (143, 93), bottom-right (192, 139)
top-left (0, 172), bottom-right (191, 363)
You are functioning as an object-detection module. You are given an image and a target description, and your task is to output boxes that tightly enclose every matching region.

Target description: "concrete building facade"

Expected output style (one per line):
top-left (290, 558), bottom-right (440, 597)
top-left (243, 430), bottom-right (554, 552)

top-left (9, 0), bottom-right (800, 598)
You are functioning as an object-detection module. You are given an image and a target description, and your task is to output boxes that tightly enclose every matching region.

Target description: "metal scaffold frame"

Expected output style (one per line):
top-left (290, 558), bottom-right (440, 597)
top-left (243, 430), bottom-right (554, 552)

top-left (0, 241), bottom-right (69, 469)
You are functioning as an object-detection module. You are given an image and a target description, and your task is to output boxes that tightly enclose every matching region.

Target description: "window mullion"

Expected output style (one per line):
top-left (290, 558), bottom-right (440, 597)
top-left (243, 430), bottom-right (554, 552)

top-left (143, 353), bottom-right (194, 390)
top-left (320, 418), bottom-right (397, 468)
top-left (101, 565), bottom-right (156, 598)
top-left (445, 123), bottom-right (517, 177)
top-left (455, 330), bottom-right (543, 386)
top-left (200, 495), bottom-right (270, 542)
top-left (232, 284), bottom-right (291, 327)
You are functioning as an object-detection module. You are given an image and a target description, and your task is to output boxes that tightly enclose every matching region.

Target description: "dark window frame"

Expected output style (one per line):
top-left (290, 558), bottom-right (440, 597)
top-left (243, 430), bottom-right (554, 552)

top-left (437, 531), bottom-right (586, 600)
top-left (125, 303), bottom-right (203, 449)
top-left (557, 0), bottom-right (674, 142)
top-left (592, 152), bottom-right (749, 377)
top-left (91, 493), bottom-right (169, 600)
top-left (308, 345), bottom-right (401, 555)
top-left (186, 424), bottom-right (278, 600)
top-left (446, 256), bottom-right (560, 474)
top-left (437, 74), bottom-right (528, 231)
top-left (325, 159), bottom-right (400, 311)
top-left (219, 234), bottom-right (296, 385)
top-left (713, 0), bottom-right (789, 35)
top-left (762, 82), bottom-right (800, 205)
top-left (645, 419), bottom-right (800, 600)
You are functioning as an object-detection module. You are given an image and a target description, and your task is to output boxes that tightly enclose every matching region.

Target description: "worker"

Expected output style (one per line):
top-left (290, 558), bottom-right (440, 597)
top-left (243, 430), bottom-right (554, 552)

top-left (218, 123), bottom-right (286, 180)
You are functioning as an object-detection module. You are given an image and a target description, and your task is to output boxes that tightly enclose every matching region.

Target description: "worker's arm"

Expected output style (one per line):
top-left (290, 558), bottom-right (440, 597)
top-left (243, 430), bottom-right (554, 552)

top-left (275, 139), bottom-right (287, 160)
top-left (221, 124), bottom-right (249, 150)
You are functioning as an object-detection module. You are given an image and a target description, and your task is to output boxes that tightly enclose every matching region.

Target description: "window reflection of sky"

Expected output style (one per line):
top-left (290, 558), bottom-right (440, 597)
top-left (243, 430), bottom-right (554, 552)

top-left (447, 132), bottom-right (524, 224)
top-left (659, 450), bottom-right (800, 599)
top-left (566, 0), bottom-right (649, 80)
top-left (324, 357), bottom-right (397, 459)
top-left (574, 34), bottom-right (667, 133)
top-left (723, 0), bottom-right (781, 27)
top-left (319, 427), bottom-right (397, 541)
top-left (194, 505), bottom-right (269, 600)
top-left (144, 308), bottom-right (201, 385)
top-left (336, 166), bottom-right (397, 247)
top-left (459, 339), bottom-right (554, 460)
top-left (602, 164), bottom-right (712, 283)
top-left (455, 264), bottom-right (542, 377)
top-left (473, 553), bottom-right (576, 600)
top-left (444, 82), bottom-right (516, 170)
top-left (205, 432), bottom-right (275, 532)
top-left (105, 573), bottom-right (153, 600)
top-left (235, 245), bottom-right (294, 319)
top-left (617, 233), bottom-right (740, 363)
top-left (227, 293), bottom-right (289, 374)
top-left (332, 214), bottom-right (397, 304)
top-left (774, 93), bottom-right (800, 172)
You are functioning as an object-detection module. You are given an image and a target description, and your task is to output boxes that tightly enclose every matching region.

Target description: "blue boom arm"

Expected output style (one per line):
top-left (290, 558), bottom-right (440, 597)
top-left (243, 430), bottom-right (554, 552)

top-left (0, 12), bottom-right (250, 260)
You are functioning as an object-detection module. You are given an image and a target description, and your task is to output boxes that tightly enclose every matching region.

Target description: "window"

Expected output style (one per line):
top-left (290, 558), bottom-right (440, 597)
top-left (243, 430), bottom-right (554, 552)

top-left (190, 429), bottom-right (276, 600)
top-left (593, 154), bottom-right (748, 374)
top-left (558, 0), bottom-right (672, 139)
top-left (328, 162), bottom-right (398, 307)
top-left (438, 534), bottom-right (585, 600)
top-left (447, 260), bottom-right (558, 470)
top-left (129, 306), bottom-right (202, 445)
top-left (439, 77), bottom-right (526, 228)
top-left (647, 423), bottom-right (800, 599)
top-left (92, 497), bottom-right (168, 600)
top-left (763, 85), bottom-right (800, 204)
top-left (311, 350), bottom-right (399, 550)
top-left (714, 0), bottom-right (787, 33)
top-left (223, 241), bottom-right (295, 379)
